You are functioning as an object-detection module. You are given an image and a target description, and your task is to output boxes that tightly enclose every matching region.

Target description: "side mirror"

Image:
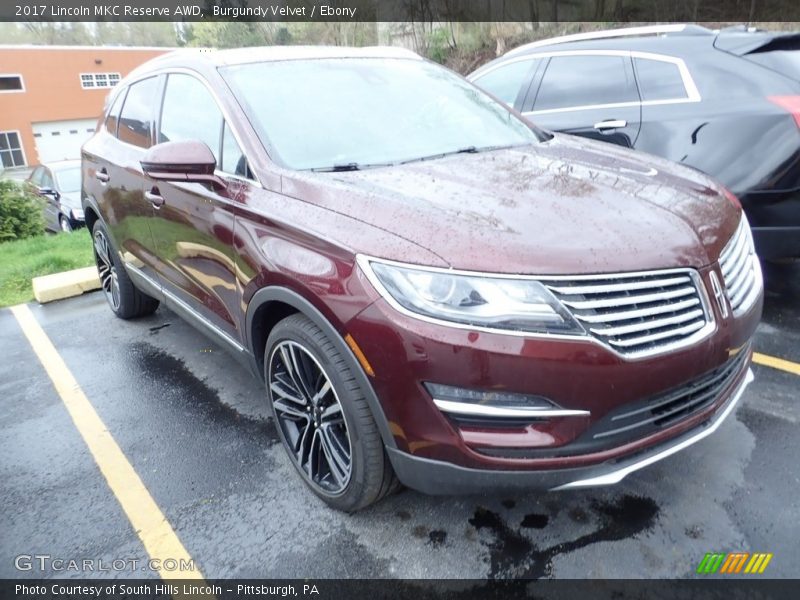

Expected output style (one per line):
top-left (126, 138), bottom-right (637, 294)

top-left (40, 188), bottom-right (59, 200)
top-left (140, 140), bottom-right (226, 190)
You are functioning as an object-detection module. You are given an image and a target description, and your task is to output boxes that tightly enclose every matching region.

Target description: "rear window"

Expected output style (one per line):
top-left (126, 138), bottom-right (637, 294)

top-left (634, 58), bottom-right (689, 101)
top-left (746, 51), bottom-right (800, 80)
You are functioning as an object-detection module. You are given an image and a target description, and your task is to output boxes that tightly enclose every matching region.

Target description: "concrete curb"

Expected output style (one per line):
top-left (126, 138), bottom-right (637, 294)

top-left (32, 266), bottom-right (101, 304)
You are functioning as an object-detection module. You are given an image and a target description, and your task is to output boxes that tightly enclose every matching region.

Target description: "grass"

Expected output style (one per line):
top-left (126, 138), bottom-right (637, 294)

top-left (0, 231), bottom-right (95, 307)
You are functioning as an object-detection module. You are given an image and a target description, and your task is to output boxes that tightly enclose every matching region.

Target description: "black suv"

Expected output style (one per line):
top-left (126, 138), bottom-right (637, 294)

top-left (470, 24), bottom-right (800, 259)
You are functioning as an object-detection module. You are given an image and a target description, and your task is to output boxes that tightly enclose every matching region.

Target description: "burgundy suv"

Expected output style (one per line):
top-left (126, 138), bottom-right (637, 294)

top-left (81, 47), bottom-right (762, 511)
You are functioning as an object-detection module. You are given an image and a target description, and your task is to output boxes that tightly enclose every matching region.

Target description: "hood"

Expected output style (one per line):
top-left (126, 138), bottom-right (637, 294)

top-left (59, 192), bottom-right (82, 211)
top-left (280, 134), bottom-right (741, 275)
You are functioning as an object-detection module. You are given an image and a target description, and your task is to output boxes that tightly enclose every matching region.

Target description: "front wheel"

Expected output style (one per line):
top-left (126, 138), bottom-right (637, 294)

top-left (92, 220), bottom-right (159, 319)
top-left (59, 215), bottom-right (73, 233)
top-left (265, 314), bottom-right (398, 512)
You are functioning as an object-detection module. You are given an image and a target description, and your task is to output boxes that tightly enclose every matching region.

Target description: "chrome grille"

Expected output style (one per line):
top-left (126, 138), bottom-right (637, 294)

top-left (719, 216), bottom-right (762, 315)
top-left (544, 270), bottom-right (712, 358)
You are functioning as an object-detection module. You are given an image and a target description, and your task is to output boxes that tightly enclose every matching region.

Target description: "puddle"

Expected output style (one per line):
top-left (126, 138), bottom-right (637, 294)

top-left (469, 494), bottom-right (660, 579)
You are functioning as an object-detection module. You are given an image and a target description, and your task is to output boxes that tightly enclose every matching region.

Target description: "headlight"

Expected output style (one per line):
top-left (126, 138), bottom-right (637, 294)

top-left (358, 256), bottom-right (585, 335)
top-left (70, 208), bottom-right (84, 220)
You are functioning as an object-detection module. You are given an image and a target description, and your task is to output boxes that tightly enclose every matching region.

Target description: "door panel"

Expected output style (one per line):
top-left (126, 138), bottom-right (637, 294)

top-left (148, 72), bottom-right (243, 342)
top-left (100, 77), bottom-right (162, 284)
top-left (525, 54), bottom-right (642, 147)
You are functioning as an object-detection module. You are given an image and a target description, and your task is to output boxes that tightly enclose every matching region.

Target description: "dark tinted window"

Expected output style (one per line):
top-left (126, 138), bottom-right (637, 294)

top-left (159, 74), bottom-right (222, 164)
top-left (105, 89), bottom-right (126, 137)
top-left (0, 75), bottom-right (23, 92)
top-left (473, 59), bottom-right (537, 106)
top-left (535, 55), bottom-right (637, 111)
top-left (221, 122), bottom-right (249, 177)
top-left (635, 58), bottom-right (688, 101)
top-left (118, 77), bottom-right (159, 148)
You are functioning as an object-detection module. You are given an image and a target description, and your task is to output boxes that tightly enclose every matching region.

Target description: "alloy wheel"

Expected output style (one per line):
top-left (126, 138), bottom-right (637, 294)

top-left (268, 340), bottom-right (353, 495)
top-left (93, 229), bottom-right (120, 311)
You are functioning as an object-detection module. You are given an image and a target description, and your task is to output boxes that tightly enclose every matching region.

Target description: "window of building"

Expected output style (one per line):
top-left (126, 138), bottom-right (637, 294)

top-left (534, 55), bottom-right (638, 111)
top-left (0, 131), bottom-right (25, 168)
top-left (0, 75), bottom-right (24, 93)
top-left (117, 77), bottom-right (159, 149)
top-left (634, 58), bottom-right (689, 102)
top-left (80, 72), bottom-right (122, 89)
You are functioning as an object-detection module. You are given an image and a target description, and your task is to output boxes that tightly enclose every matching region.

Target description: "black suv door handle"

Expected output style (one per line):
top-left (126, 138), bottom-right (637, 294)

top-left (95, 169), bottom-right (110, 183)
top-left (145, 187), bottom-right (164, 208)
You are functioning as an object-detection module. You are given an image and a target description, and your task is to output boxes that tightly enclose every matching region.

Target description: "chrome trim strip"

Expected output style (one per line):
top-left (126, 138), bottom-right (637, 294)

top-left (559, 285), bottom-right (696, 310)
top-left (546, 275), bottom-right (691, 295)
top-left (502, 25), bottom-right (691, 58)
top-left (551, 368), bottom-right (754, 490)
top-left (607, 319), bottom-right (706, 348)
top-left (432, 399), bottom-right (589, 418)
top-left (356, 254), bottom-right (717, 362)
top-left (590, 309), bottom-right (704, 337)
top-left (574, 297), bottom-right (701, 324)
top-left (125, 263), bottom-right (246, 353)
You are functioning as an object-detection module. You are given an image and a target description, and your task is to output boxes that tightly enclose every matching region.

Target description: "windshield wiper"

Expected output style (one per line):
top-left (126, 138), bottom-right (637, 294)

top-left (310, 160), bottom-right (400, 172)
top-left (311, 163), bottom-right (362, 172)
top-left (399, 144), bottom-right (522, 165)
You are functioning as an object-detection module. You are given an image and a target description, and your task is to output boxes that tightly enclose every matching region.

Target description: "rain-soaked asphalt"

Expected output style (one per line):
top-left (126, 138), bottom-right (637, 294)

top-left (1, 261), bottom-right (798, 580)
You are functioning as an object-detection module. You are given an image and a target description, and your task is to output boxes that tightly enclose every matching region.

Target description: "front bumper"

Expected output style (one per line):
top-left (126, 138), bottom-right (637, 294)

top-left (387, 368), bottom-right (753, 494)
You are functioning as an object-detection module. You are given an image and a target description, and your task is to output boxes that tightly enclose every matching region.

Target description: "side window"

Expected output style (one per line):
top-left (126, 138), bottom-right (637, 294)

top-left (105, 89), bottom-right (126, 137)
top-left (40, 169), bottom-right (54, 190)
top-left (634, 58), bottom-right (688, 102)
top-left (30, 167), bottom-right (43, 186)
top-left (473, 59), bottom-right (538, 106)
top-left (535, 55), bottom-right (638, 111)
top-left (159, 74), bottom-right (222, 164)
top-left (221, 122), bottom-right (249, 177)
top-left (118, 77), bottom-right (158, 148)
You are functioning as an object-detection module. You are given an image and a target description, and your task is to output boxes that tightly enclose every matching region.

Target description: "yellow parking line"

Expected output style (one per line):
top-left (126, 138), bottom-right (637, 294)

top-left (10, 304), bottom-right (204, 581)
top-left (753, 352), bottom-right (800, 377)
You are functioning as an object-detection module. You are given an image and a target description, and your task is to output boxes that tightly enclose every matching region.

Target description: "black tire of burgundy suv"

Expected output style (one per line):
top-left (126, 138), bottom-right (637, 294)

top-left (470, 24), bottom-right (800, 259)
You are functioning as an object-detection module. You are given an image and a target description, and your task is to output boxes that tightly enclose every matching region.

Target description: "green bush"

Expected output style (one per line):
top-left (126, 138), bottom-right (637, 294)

top-left (0, 180), bottom-right (44, 242)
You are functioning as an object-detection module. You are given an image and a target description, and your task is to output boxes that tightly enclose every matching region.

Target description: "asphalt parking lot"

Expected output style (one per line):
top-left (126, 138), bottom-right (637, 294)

top-left (1, 261), bottom-right (798, 580)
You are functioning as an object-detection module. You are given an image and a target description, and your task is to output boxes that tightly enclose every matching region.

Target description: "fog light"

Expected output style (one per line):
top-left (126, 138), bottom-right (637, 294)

top-left (424, 382), bottom-right (589, 418)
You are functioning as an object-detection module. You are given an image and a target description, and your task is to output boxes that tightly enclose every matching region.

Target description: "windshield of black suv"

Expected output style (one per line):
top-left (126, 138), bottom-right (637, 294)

top-left (220, 58), bottom-right (544, 171)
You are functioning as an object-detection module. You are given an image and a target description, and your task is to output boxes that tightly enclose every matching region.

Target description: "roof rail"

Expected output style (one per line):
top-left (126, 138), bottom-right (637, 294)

top-left (504, 24), bottom-right (711, 58)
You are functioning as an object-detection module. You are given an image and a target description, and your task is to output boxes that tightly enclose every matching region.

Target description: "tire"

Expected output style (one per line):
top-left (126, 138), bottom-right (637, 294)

top-left (91, 220), bottom-right (159, 319)
top-left (59, 215), bottom-right (73, 233)
top-left (265, 314), bottom-right (398, 512)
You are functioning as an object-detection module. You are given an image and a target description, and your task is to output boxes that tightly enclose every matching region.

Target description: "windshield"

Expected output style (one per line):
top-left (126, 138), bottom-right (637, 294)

top-left (220, 58), bottom-right (543, 170)
top-left (55, 167), bottom-right (81, 193)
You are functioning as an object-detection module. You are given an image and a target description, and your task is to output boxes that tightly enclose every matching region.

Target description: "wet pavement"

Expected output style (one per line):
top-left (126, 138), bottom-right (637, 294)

top-left (1, 262), bottom-right (798, 579)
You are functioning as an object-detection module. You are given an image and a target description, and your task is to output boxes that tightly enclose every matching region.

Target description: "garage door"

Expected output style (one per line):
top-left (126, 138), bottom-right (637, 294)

top-left (32, 119), bottom-right (97, 163)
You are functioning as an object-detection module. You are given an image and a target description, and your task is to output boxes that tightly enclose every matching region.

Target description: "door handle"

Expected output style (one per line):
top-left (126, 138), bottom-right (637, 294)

top-left (593, 119), bottom-right (627, 131)
top-left (95, 169), bottom-right (109, 183)
top-left (145, 188), bottom-right (164, 208)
